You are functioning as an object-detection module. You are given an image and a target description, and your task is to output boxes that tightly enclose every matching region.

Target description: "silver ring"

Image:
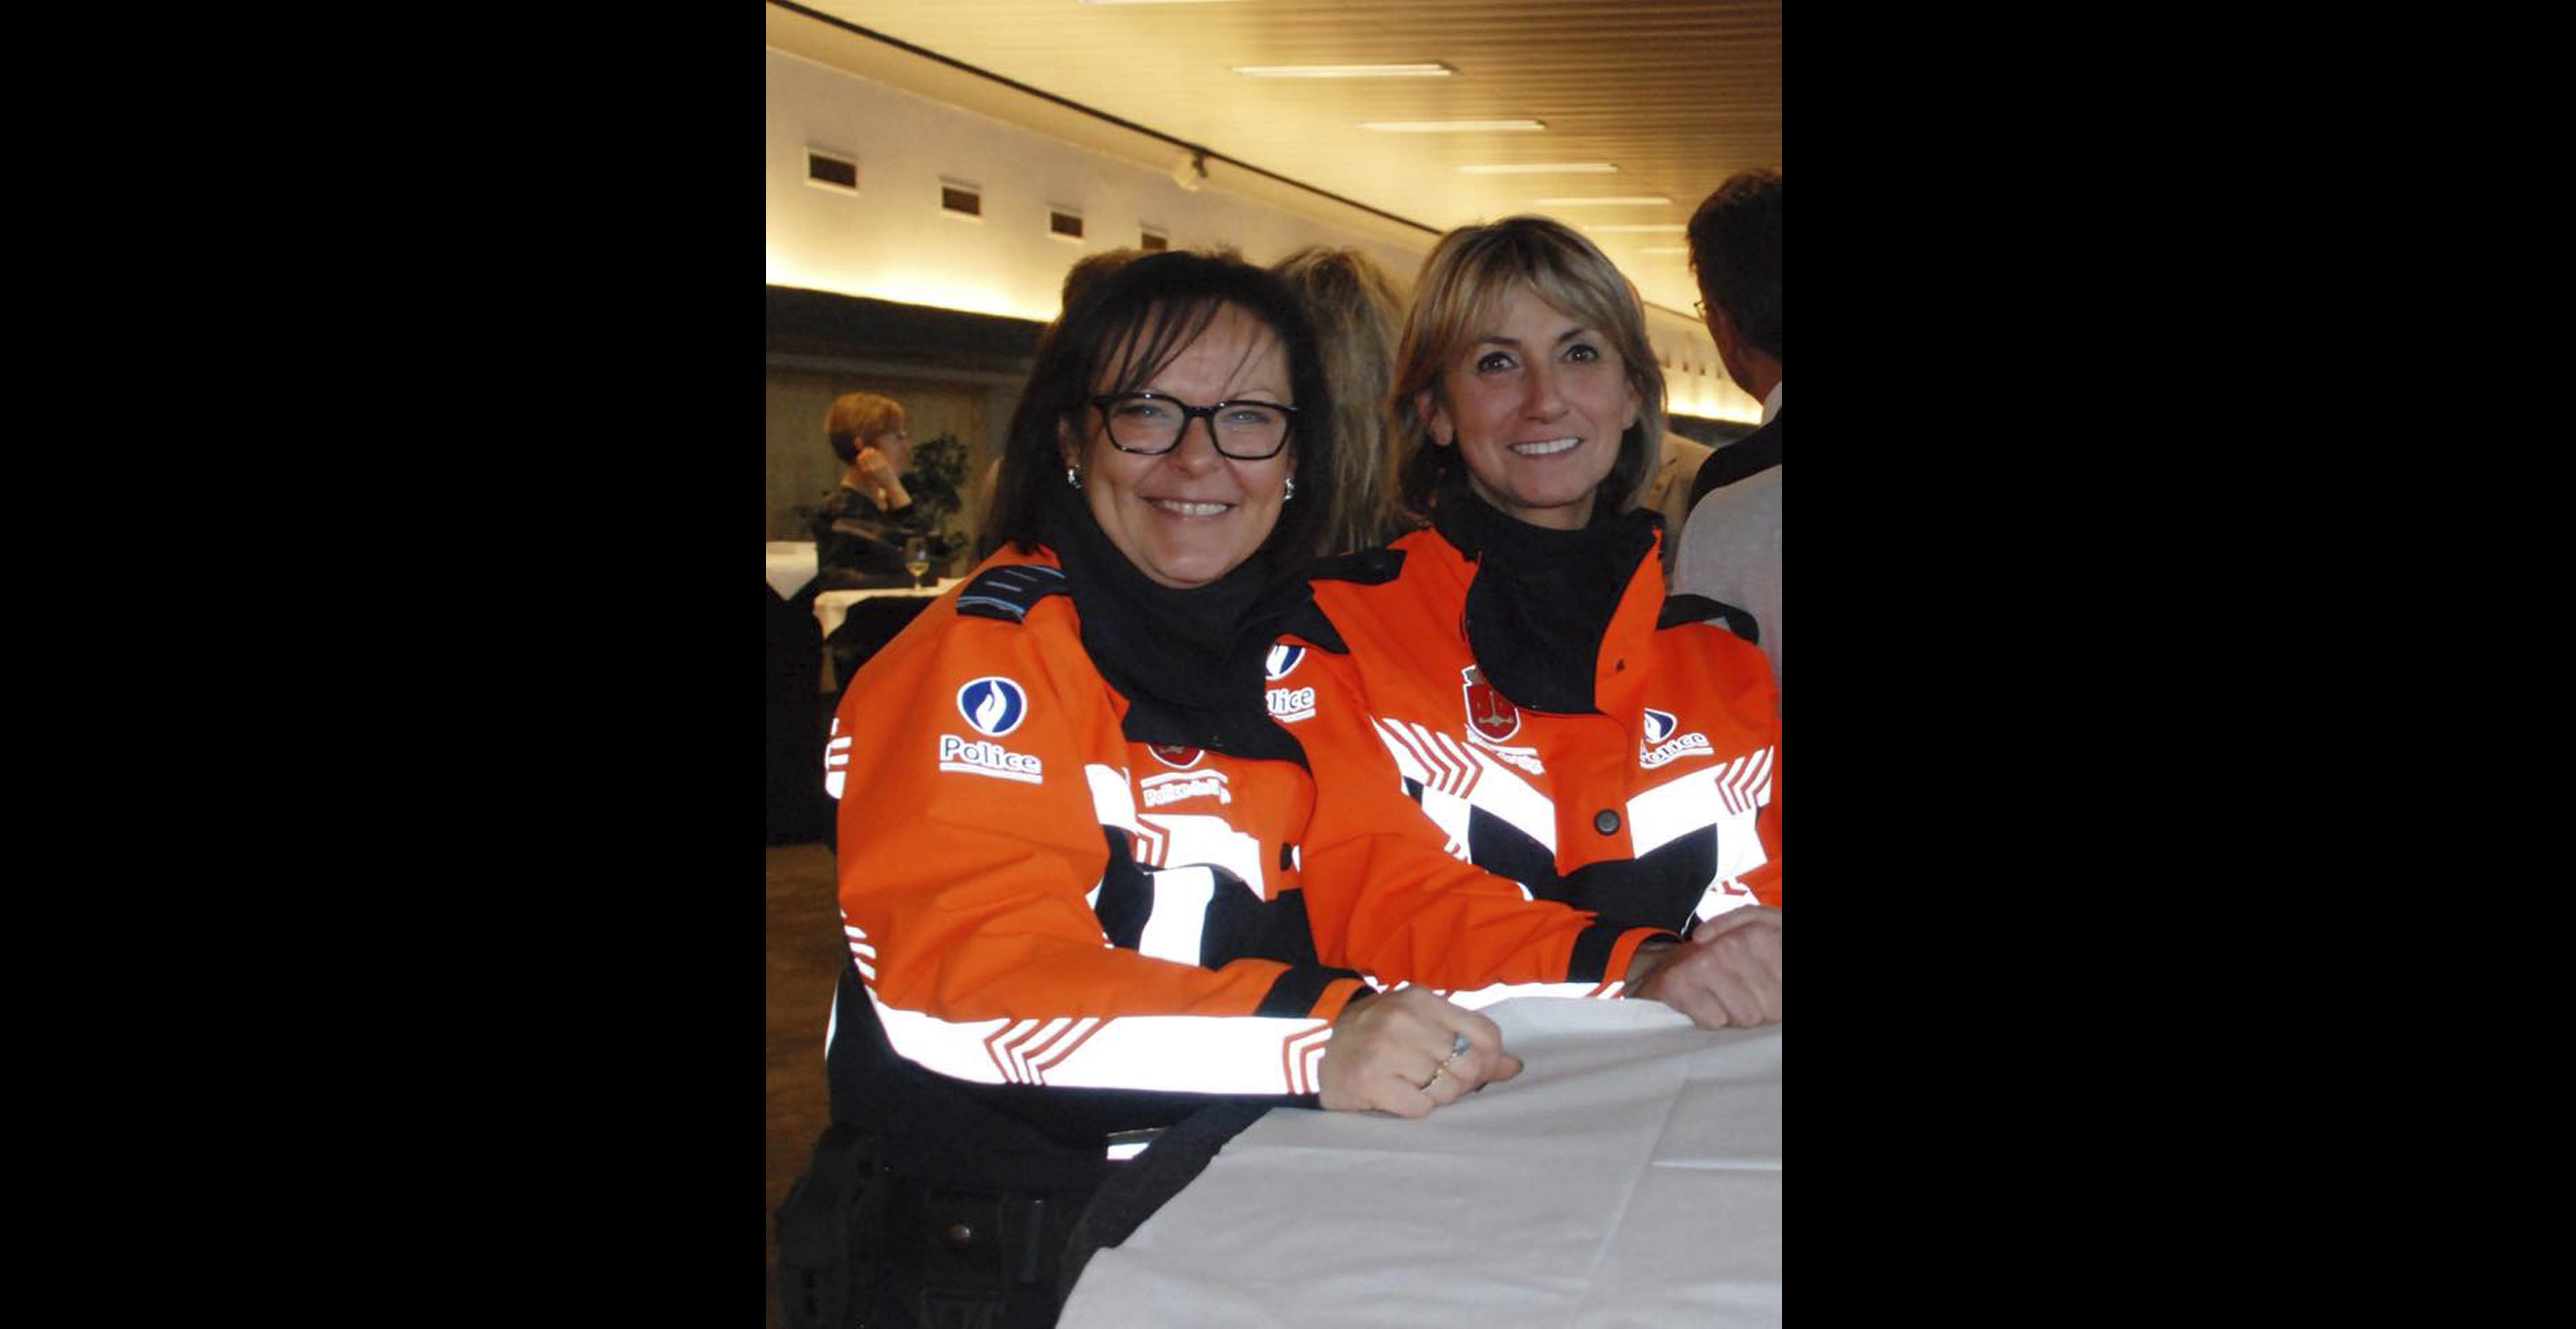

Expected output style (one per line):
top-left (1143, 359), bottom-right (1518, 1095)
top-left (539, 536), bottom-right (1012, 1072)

top-left (1420, 1034), bottom-right (1471, 1091)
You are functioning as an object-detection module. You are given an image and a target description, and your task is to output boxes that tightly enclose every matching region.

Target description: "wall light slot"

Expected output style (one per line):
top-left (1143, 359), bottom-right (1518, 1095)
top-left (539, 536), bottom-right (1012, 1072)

top-left (1049, 208), bottom-right (1085, 240)
top-left (806, 148), bottom-right (858, 193)
top-left (940, 180), bottom-right (983, 218)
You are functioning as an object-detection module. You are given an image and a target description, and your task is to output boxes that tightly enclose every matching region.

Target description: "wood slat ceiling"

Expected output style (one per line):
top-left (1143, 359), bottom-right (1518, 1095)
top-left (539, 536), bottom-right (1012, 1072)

top-left (783, 0), bottom-right (1779, 315)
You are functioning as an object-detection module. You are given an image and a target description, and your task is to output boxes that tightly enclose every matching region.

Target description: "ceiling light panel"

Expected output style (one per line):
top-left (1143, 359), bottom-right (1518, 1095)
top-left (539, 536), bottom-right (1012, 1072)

top-left (1233, 62), bottom-right (1455, 78)
top-left (1456, 162), bottom-right (1619, 174)
top-left (1361, 119), bottom-right (1546, 133)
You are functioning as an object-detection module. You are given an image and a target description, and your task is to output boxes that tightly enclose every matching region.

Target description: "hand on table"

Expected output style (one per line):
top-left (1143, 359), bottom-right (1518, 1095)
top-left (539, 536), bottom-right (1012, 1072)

top-left (1627, 906), bottom-right (1781, 1029)
top-left (1318, 986), bottom-right (1522, 1118)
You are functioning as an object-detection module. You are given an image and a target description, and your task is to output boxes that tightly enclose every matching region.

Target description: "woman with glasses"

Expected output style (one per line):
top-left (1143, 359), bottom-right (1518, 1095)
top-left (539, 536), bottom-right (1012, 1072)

top-left (1295, 217), bottom-right (1784, 1031)
top-left (808, 251), bottom-right (1691, 1326)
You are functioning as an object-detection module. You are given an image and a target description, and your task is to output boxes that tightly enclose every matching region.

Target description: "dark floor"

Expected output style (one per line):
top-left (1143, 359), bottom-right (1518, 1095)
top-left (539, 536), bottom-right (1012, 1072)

top-left (767, 840), bottom-right (842, 1329)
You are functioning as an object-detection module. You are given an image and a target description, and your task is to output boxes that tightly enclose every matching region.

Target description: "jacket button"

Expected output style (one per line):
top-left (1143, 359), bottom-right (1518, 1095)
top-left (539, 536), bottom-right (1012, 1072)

top-left (1594, 809), bottom-right (1621, 835)
top-left (945, 1223), bottom-right (975, 1248)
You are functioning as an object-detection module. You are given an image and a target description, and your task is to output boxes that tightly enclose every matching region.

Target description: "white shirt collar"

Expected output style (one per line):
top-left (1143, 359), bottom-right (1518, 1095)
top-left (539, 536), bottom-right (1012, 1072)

top-left (1762, 380), bottom-right (1783, 425)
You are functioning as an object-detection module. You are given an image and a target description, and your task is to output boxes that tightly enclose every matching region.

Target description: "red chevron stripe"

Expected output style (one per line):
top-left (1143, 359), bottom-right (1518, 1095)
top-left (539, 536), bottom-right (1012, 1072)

top-left (1030, 1018), bottom-right (1105, 1078)
top-left (982, 1020), bottom-right (1038, 1084)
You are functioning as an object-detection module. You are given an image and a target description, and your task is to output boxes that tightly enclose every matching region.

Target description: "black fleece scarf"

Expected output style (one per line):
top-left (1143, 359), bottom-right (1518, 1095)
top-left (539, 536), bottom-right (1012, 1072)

top-left (1034, 484), bottom-right (1311, 764)
top-left (1429, 469), bottom-right (1660, 716)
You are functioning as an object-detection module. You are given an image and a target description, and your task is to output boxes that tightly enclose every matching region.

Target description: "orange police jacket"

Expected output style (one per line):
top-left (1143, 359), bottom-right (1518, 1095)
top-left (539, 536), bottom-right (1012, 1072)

top-left (1290, 524), bottom-right (1781, 932)
top-left (827, 548), bottom-right (1670, 1101)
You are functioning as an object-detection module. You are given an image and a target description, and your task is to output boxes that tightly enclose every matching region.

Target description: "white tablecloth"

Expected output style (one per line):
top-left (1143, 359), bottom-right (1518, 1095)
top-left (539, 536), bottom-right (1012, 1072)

top-left (814, 579), bottom-right (966, 643)
top-left (766, 541), bottom-right (818, 598)
top-left (1059, 999), bottom-right (1781, 1328)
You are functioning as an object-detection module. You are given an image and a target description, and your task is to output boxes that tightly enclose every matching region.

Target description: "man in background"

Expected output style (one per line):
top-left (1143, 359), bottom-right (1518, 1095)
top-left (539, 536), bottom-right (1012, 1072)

top-left (1675, 170), bottom-right (1782, 688)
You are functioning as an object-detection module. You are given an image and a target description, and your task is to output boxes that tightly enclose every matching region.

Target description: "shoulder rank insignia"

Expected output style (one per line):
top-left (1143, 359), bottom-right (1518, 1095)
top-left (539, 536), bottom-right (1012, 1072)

top-left (1305, 547), bottom-right (1405, 586)
top-left (1659, 592), bottom-right (1759, 645)
top-left (955, 564), bottom-right (1070, 624)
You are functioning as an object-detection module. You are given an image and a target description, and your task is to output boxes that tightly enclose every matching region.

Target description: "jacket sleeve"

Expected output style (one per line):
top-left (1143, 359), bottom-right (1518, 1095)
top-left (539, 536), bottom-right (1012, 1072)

top-left (1288, 638), bottom-right (1669, 998)
top-left (833, 606), bottom-right (1365, 1098)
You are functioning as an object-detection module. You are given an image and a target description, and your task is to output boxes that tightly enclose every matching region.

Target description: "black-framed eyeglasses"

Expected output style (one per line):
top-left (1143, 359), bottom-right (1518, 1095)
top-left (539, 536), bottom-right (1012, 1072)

top-left (1087, 392), bottom-right (1298, 460)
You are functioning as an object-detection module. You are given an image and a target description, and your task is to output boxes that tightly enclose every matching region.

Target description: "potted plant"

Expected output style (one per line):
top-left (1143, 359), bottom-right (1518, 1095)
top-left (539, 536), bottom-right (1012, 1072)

top-left (899, 431), bottom-right (971, 575)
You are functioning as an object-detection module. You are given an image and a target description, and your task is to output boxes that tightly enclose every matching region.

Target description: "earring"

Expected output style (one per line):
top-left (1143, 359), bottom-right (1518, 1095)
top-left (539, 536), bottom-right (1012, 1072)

top-left (1283, 474), bottom-right (1296, 501)
top-left (1065, 466), bottom-right (1082, 489)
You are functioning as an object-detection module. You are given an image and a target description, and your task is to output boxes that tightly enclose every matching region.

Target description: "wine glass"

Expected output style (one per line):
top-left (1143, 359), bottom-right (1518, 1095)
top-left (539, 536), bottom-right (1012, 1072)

top-left (903, 536), bottom-right (931, 588)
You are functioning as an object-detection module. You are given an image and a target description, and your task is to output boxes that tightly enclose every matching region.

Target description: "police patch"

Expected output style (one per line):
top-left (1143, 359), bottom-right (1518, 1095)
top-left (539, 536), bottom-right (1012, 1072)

top-left (957, 677), bottom-right (1029, 737)
top-left (1642, 707), bottom-right (1679, 744)
top-left (1264, 643), bottom-right (1306, 681)
top-left (1148, 744), bottom-right (1203, 769)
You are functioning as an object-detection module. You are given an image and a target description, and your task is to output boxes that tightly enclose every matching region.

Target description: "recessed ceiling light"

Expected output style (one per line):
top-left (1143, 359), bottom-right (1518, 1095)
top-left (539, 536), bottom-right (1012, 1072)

top-left (1235, 62), bottom-right (1454, 78)
top-left (1456, 162), bottom-right (1617, 174)
top-left (1361, 119), bottom-right (1546, 133)
top-left (1534, 196), bottom-right (1672, 206)
top-left (1584, 224), bottom-right (1687, 233)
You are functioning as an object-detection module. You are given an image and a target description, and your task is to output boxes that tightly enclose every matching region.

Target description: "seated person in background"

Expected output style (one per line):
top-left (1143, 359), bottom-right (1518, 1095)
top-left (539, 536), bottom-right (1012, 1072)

top-left (1270, 245), bottom-right (1408, 555)
top-left (1295, 215), bottom-right (1781, 1028)
top-left (812, 390), bottom-right (930, 589)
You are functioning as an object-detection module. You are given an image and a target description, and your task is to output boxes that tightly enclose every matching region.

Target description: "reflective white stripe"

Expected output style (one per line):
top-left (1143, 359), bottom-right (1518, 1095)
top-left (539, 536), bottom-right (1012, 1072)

top-left (1628, 763), bottom-right (1723, 857)
top-left (1284, 1024), bottom-right (1332, 1095)
top-left (843, 917), bottom-right (878, 977)
top-left (1086, 762), bottom-right (1139, 833)
top-left (1369, 979), bottom-right (1623, 1009)
top-left (1378, 719), bottom-right (1555, 854)
top-left (1135, 865), bottom-right (1216, 964)
top-left (1376, 718), bottom-right (1555, 850)
top-left (1723, 744), bottom-right (1775, 818)
top-left (1136, 812), bottom-right (1268, 900)
top-left (870, 986), bottom-right (1330, 1094)
top-left (1453, 739), bottom-right (1556, 853)
top-left (1713, 745), bottom-right (1774, 890)
top-left (1629, 744), bottom-right (1774, 884)
top-left (1371, 717), bottom-right (1437, 787)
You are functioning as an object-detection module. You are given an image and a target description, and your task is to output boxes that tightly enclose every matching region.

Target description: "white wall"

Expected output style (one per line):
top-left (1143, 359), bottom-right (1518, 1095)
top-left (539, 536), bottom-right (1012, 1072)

top-left (764, 42), bottom-right (1757, 422)
top-left (766, 46), bottom-right (1429, 322)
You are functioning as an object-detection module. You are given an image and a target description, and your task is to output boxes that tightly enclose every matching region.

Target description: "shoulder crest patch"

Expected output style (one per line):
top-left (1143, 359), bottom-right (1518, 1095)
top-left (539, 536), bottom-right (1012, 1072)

top-left (956, 677), bottom-right (1029, 737)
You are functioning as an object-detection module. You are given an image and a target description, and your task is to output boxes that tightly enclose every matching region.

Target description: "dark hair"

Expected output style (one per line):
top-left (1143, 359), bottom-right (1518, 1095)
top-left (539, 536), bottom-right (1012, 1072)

top-left (1390, 216), bottom-right (1666, 525)
top-left (1688, 170), bottom-right (1781, 361)
top-left (1058, 247), bottom-right (1144, 312)
top-left (983, 250), bottom-right (1336, 566)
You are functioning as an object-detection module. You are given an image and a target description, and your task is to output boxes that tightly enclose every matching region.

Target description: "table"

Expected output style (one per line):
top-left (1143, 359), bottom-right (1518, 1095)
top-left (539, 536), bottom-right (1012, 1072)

top-left (814, 579), bottom-right (965, 644)
top-left (766, 540), bottom-right (818, 598)
top-left (1058, 998), bottom-right (1782, 1327)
